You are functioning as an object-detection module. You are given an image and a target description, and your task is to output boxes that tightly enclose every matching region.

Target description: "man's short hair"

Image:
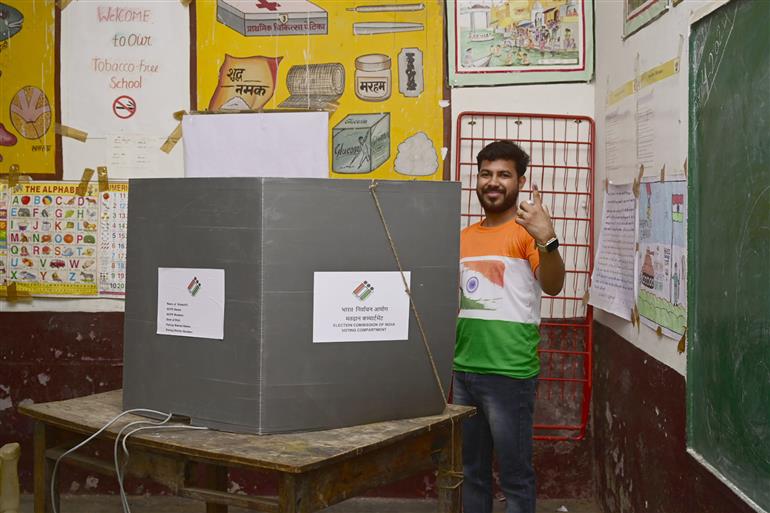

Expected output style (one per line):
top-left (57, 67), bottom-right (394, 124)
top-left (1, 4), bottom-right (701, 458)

top-left (476, 140), bottom-right (530, 177)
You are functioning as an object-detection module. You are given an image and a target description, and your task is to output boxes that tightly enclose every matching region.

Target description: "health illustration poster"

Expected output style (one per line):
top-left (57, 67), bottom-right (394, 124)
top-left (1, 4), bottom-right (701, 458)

top-left (0, 1), bottom-right (58, 177)
top-left (60, 1), bottom-right (189, 178)
top-left (6, 182), bottom-right (99, 296)
top-left (195, 0), bottom-right (445, 180)
top-left (637, 179), bottom-right (686, 338)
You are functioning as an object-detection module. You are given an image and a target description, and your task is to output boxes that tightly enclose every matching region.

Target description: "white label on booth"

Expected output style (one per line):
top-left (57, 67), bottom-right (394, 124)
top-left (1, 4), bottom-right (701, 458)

top-left (313, 271), bottom-right (411, 343)
top-left (157, 268), bottom-right (225, 340)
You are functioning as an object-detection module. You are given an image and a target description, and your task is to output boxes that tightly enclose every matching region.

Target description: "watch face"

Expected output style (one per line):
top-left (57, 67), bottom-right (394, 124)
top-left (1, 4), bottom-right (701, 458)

top-left (546, 238), bottom-right (559, 252)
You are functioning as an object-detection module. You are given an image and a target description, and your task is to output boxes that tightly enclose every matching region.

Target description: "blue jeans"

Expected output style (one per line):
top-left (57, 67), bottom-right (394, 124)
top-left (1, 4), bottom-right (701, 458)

top-left (452, 371), bottom-right (537, 513)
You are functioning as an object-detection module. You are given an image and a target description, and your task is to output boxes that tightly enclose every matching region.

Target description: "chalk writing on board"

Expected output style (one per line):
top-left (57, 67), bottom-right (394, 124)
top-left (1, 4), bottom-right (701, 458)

top-left (589, 183), bottom-right (637, 320)
top-left (691, 1), bottom-right (737, 114)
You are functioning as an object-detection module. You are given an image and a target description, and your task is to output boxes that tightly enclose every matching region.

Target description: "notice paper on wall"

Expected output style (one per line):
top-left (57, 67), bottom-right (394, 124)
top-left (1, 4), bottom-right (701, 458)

top-left (182, 112), bottom-right (329, 178)
top-left (605, 92), bottom-right (636, 179)
top-left (313, 271), bottom-right (411, 343)
top-left (588, 183), bottom-right (638, 320)
top-left (636, 69), bottom-right (681, 175)
top-left (157, 268), bottom-right (225, 340)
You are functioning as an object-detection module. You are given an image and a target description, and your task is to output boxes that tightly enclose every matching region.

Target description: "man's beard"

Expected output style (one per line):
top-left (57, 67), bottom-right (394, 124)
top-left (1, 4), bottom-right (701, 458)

top-left (477, 186), bottom-right (519, 214)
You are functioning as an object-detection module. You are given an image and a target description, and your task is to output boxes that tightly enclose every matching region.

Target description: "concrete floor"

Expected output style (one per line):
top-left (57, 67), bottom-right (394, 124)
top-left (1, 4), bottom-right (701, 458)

top-left (21, 494), bottom-right (600, 513)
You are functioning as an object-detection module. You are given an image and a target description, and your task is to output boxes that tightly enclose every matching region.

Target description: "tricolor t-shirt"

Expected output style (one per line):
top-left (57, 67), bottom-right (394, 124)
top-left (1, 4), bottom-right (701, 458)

top-left (454, 219), bottom-right (542, 379)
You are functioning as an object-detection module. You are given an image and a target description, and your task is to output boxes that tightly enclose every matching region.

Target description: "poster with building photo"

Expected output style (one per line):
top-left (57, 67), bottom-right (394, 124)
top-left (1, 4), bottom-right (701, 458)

top-left (447, 0), bottom-right (594, 86)
top-left (624, 0), bottom-right (668, 38)
top-left (637, 179), bottom-right (686, 338)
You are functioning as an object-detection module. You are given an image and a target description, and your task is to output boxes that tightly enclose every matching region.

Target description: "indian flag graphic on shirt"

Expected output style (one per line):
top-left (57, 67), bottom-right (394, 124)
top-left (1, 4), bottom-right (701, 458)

top-left (459, 256), bottom-right (541, 325)
top-left (460, 260), bottom-right (505, 310)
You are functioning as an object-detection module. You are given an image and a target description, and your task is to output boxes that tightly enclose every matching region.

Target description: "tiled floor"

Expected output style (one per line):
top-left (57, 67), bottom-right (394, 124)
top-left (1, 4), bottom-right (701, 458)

top-left (21, 494), bottom-right (600, 513)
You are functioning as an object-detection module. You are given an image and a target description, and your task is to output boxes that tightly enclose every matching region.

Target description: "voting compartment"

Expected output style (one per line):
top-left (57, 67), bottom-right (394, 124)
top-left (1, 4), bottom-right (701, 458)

top-left (123, 177), bottom-right (460, 434)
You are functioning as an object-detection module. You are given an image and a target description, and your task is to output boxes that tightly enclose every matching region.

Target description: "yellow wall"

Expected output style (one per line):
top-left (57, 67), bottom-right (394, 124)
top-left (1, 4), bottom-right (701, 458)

top-left (0, 0), bottom-right (57, 177)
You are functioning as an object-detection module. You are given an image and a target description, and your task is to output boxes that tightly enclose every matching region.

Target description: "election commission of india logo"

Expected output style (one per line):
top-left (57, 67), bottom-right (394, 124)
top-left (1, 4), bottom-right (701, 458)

top-left (187, 276), bottom-right (202, 297)
top-left (353, 280), bottom-right (374, 301)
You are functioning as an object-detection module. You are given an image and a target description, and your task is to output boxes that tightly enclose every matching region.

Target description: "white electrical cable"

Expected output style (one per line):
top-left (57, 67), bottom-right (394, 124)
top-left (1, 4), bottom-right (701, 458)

top-left (115, 423), bottom-right (207, 513)
top-left (113, 414), bottom-right (172, 513)
top-left (122, 424), bottom-right (209, 458)
top-left (50, 408), bottom-right (171, 513)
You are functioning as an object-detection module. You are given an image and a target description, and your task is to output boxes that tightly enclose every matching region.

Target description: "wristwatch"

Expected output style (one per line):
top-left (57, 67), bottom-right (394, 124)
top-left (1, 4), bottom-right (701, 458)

top-left (536, 236), bottom-right (559, 253)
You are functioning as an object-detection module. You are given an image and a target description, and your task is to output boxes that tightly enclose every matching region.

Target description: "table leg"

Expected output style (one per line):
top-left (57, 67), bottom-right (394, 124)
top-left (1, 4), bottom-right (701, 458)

top-left (279, 473), bottom-right (311, 513)
top-left (436, 420), bottom-right (463, 513)
top-left (203, 465), bottom-right (228, 513)
top-left (33, 422), bottom-right (58, 513)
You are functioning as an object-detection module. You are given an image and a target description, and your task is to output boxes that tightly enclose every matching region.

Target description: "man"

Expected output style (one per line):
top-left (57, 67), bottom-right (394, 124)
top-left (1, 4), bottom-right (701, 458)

top-left (454, 140), bottom-right (565, 513)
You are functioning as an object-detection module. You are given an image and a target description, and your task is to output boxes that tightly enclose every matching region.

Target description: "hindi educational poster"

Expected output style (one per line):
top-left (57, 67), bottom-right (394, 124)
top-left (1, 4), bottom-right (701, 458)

top-left (312, 271), bottom-right (411, 343)
top-left (624, 0), bottom-right (667, 38)
top-left (7, 182), bottom-right (99, 296)
top-left (636, 58), bottom-right (681, 175)
top-left (98, 181), bottom-right (128, 296)
top-left (0, 1), bottom-right (58, 177)
top-left (588, 183), bottom-right (638, 320)
top-left (195, 0), bottom-right (445, 180)
top-left (447, 0), bottom-right (594, 86)
top-left (637, 179), bottom-right (686, 337)
top-left (60, 0), bottom-right (189, 178)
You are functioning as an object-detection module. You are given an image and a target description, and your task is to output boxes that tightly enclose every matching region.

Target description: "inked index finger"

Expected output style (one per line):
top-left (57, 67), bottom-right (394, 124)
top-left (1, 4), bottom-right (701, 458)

top-left (532, 184), bottom-right (543, 206)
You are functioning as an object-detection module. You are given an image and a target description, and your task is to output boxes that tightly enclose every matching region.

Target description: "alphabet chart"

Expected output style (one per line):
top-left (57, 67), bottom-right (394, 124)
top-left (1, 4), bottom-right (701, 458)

top-left (1, 181), bottom-right (129, 297)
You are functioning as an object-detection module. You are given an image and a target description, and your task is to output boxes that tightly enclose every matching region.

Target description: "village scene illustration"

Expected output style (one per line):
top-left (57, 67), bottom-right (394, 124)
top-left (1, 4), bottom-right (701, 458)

top-left (455, 0), bottom-right (583, 70)
top-left (638, 181), bottom-right (687, 336)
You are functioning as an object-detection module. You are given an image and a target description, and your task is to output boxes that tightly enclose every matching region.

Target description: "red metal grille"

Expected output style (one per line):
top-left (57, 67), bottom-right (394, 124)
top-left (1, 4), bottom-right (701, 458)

top-left (455, 112), bottom-right (595, 441)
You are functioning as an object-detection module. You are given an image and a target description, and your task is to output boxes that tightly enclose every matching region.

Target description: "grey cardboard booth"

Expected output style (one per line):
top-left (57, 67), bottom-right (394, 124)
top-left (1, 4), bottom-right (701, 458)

top-left (123, 178), bottom-right (460, 434)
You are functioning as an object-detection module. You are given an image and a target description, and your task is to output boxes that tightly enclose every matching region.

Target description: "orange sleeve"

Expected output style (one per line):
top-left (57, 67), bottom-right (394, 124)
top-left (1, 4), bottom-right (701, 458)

top-left (520, 231), bottom-right (540, 274)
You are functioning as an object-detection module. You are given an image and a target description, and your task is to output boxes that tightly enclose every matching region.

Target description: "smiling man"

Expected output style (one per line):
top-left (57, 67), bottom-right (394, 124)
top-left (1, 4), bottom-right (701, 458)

top-left (453, 140), bottom-right (565, 513)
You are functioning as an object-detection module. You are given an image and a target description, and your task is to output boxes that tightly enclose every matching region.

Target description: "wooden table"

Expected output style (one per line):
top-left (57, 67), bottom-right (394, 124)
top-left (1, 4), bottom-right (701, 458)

top-left (20, 390), bottom-right (474, 513)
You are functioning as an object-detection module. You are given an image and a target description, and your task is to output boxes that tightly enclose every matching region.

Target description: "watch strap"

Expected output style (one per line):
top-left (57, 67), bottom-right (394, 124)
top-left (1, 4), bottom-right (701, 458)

top-left (536, 236), bottom-right (559, 253)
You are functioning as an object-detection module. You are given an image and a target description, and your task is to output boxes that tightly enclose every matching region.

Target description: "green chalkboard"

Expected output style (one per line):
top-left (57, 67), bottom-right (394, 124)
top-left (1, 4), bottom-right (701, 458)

top-left (688, 1), bottom-right (770, 510)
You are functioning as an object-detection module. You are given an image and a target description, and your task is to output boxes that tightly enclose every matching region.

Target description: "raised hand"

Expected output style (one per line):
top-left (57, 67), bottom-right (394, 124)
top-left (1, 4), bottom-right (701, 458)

top-left (514, 185), bottom-right (556, 245)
